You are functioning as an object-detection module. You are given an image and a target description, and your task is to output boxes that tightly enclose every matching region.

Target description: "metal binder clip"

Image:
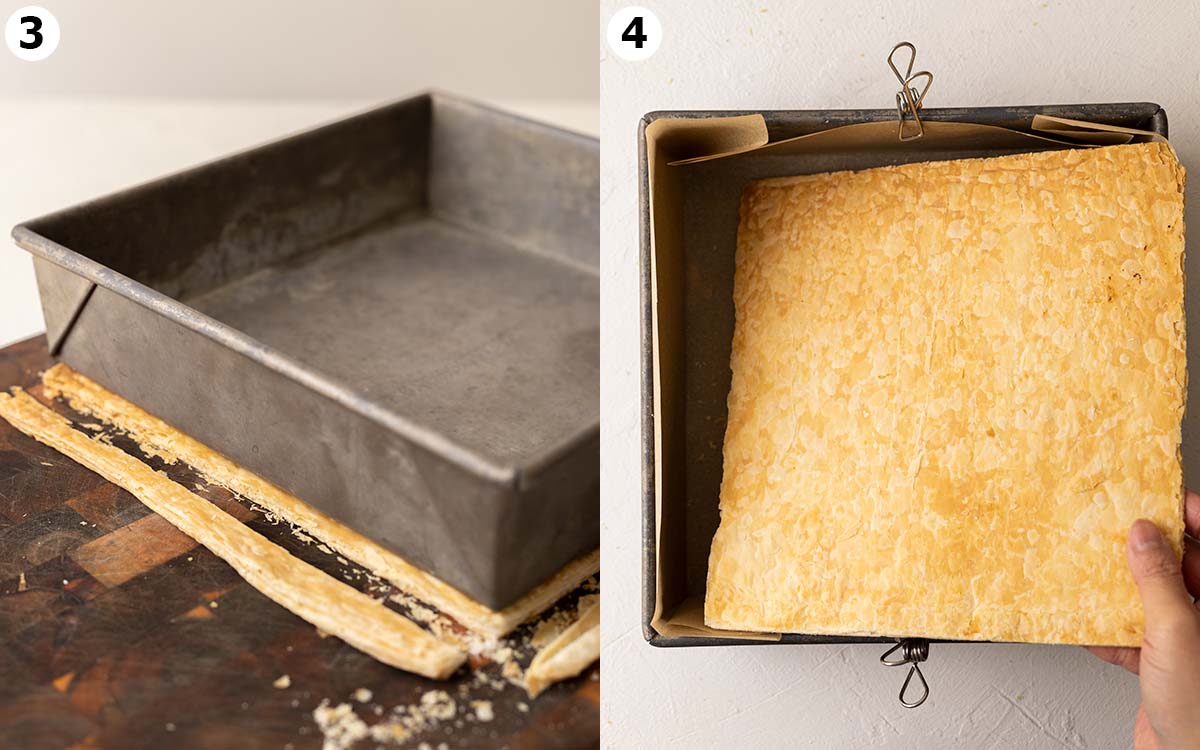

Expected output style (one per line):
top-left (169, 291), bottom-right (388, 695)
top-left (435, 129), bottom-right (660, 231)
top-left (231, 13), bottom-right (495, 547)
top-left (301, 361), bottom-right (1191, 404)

top-left (888, 41), bottom-right (933, 142)
top-left (880, 639), bottom-right (930, 708)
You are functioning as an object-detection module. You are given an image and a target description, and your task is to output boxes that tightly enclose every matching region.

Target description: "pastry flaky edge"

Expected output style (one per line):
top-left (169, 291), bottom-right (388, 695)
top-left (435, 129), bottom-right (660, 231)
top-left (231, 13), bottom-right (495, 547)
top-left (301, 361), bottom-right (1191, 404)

top-left (704, 142), bottom-right (1186, 647)
top-left (41, 364), bottom-right (598, 641)
top-left (525, 598), bottom-right (600, 698)
top-left (0, 388), bottom-right (467, 679)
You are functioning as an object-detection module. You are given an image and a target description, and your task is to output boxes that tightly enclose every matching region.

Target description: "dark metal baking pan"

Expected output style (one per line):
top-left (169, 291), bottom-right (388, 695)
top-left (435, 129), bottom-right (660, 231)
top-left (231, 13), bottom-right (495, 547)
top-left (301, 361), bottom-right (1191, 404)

top-left (640, 102), bottom-right (1168, 647)
top-left (16, 92), bottom-right (599, 611)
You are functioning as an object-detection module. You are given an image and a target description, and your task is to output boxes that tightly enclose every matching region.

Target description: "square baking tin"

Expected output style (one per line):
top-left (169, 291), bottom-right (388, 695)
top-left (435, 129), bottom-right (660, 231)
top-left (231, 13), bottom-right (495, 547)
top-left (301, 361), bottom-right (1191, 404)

top-left (16, 92), bottom-right (599, 611)
top-left (640, 102), bottom-right (1169, 647)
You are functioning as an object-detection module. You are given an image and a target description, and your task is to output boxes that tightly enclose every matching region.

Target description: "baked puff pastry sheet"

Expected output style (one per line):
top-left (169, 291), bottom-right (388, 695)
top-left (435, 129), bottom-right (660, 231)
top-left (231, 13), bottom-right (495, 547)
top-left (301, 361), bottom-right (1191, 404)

top-left (705, 143), bottom-right (1186, 647)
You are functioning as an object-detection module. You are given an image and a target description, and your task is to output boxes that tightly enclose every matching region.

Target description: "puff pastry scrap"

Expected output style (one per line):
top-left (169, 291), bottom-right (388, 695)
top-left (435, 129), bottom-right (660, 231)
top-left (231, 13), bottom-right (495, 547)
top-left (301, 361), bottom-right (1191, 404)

top-left (0, 388), bottom-right (466, 679)
top-left (524, 600), bottom-right (599, 698)
top-left (42, 363), bottom-right (598, 640)
top-left (705, 143), bottom-right (1186, 646)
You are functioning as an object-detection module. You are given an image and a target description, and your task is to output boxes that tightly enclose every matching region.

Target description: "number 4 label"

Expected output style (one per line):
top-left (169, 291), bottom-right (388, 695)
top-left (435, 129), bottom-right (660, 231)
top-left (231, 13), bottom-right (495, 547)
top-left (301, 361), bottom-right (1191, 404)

top-left (607, 6), bottom-right (661, 61)
top-left (622, 16), bottom-right (647, 48)
top-left (6, 5), bottom-right (59, 61)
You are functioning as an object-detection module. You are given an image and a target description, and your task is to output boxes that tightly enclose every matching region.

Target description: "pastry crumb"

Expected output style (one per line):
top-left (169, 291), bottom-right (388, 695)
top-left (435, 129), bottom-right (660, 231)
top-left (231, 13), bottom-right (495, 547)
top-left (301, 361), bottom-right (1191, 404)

top-left (470, 700), bottom-right (494, 722)
top-left (419, 690), bottom-right (456, 721)
top-left (313, 700), bottom-right (369, 750)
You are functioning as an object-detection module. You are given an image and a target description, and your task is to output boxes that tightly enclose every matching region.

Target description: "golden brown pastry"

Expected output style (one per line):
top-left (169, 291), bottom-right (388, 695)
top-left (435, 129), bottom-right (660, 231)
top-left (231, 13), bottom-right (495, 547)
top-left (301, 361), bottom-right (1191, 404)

top-left (705, 143), bottom-right (1186, 646)
top-left (524, 599), bottom-right (600, 697)
top-left (0, 388), bottom-right (466, 678)
top-left (42, 363), bottom-right (598, 640)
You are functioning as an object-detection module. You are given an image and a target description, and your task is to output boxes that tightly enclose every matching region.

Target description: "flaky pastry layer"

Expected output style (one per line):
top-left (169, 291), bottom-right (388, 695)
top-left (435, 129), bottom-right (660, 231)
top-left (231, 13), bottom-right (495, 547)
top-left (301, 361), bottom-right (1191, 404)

top-left (0, 389), bottom-right (466, 678)
top-left (705, 143), bottom-right (1186, 646)
top-left (41, 364), bottom-right (597, 640)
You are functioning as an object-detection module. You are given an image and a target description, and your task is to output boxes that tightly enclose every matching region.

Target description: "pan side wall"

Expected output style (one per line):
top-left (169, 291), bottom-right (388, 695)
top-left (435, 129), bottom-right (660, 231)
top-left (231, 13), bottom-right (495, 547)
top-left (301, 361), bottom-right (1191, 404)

top-left (25, 96), bottom-right (433, 302)
top-left (37, 259), bottom-right (542, 609)
top-left (429, 96), bottom-right (599, 271)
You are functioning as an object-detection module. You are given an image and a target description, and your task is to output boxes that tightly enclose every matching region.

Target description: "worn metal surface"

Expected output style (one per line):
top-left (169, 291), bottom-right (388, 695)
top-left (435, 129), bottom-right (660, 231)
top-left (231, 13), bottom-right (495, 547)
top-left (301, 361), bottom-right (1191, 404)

top-left (639, 103), bottom-right (1169, 647)
top-left (14, 92), bottom-right (599, 610)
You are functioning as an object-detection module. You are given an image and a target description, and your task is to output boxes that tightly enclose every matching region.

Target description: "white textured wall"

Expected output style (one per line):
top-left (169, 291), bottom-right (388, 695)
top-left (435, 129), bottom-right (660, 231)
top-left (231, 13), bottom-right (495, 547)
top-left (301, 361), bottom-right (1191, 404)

top-left (599, 0), bottom-right (1195, 747)
top-left (0, 1), bottom-right (596, 100)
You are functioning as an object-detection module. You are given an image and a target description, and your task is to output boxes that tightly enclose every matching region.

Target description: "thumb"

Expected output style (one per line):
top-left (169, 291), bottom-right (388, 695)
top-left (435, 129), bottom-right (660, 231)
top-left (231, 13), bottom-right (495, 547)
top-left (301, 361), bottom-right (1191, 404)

top-left (1128, 519), bottom-right (1192, 632)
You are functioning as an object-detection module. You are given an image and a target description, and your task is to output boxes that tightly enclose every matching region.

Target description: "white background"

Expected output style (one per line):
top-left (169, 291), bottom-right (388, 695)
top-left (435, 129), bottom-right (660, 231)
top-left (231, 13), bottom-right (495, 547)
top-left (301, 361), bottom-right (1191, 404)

top-left (599, 0), bottom-right (1199, 748)
top-left (0, 1), bottom-right (595, 100)
top-left (0, 0), bottom-right (597, 348)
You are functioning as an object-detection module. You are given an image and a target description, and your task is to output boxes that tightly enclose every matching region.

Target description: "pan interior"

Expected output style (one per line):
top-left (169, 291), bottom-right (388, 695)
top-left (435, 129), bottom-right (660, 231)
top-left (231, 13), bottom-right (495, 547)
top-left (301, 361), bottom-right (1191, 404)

top-left (189, 216), bottom-right (599, 467)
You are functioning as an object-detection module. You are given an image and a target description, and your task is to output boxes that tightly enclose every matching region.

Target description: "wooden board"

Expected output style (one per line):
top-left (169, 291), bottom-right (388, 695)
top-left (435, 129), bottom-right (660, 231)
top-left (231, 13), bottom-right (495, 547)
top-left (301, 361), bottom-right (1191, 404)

top-left (0, 336), bottom-right (599, 750)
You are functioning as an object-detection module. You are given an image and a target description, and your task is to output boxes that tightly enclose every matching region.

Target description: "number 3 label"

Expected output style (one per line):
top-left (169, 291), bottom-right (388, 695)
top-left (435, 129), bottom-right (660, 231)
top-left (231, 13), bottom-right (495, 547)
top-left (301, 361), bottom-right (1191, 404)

top-left (6, 6), bottom-right (59, 61)
top-left (607, 6), bottom-right (661, 62)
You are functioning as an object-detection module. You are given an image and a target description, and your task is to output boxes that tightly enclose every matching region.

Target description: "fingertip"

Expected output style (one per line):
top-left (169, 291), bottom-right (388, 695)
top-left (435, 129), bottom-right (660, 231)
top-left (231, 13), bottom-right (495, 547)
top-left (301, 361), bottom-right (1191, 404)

top-left (1129, 518), bottom-right (1165, 554)
top-left (1126, 519), bottom-right (1183, 587)
top-left (1126, 518), bottom-right (1192, 622)
top-left (1085, 645), bottom-right (1140, 674)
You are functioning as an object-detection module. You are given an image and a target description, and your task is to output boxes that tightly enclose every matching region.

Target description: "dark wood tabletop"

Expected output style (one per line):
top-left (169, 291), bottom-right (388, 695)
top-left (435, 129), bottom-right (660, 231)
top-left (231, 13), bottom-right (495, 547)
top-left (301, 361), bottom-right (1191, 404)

top-left (0, 336), bottom-right (599, 750)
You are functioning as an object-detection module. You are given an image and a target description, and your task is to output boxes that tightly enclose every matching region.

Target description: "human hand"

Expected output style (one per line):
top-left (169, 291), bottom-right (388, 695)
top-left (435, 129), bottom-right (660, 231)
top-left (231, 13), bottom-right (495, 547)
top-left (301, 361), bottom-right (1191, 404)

top-left (1087, 490), bottom-right (1200, 750)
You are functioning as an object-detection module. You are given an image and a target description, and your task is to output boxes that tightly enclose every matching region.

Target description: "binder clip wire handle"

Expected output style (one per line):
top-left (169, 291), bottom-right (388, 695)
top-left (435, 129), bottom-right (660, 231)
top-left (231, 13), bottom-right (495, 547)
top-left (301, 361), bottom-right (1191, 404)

top-left (888, 41), bottom-right (934, 142)
top-left (880, 639), bottom-right (931, 708)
